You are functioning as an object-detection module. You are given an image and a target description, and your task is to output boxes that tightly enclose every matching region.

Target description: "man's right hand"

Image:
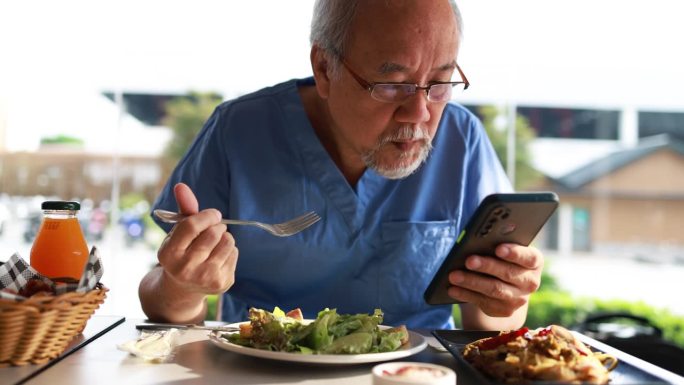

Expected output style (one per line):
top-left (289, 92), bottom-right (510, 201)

top-left (158, 182), bottom-right (239, 295)
top-left (139, 182), bottom-right (238, 323)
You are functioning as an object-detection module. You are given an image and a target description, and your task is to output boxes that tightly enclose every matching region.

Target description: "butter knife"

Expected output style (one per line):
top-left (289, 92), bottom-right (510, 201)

top-left (135, 322), bottom-right (239, 332)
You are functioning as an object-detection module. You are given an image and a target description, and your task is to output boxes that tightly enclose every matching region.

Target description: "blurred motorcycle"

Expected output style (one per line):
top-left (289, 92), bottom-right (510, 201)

top-left (86, 208), bottom-right (108, 242)
top-left (23, 212), bottom-right (42, 243)
top-left (120, 210), bottom-right (145, 247)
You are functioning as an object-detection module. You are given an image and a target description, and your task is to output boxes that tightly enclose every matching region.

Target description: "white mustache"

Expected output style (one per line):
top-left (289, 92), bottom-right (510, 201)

top-left (362, 124), bottom-right (434, 179)
top-left (378, 126), bottom-right (429, 146)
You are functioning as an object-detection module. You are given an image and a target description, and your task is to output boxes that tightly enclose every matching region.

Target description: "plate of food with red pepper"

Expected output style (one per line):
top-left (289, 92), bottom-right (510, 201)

top-left (432, 325), bottom-right (679, 384)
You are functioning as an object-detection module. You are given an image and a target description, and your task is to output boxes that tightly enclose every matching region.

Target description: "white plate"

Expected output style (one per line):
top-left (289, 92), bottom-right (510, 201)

top-left (208, 322), bottom-right (427, 365)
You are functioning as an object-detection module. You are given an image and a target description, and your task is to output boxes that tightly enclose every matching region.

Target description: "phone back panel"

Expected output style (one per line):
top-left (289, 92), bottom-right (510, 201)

top-left (423, 192), bottom-right (559, 305)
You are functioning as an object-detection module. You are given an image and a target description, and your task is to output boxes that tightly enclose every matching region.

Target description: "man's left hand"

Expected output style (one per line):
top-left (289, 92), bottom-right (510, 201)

top-left (447, 244), bottom-right (544, 317)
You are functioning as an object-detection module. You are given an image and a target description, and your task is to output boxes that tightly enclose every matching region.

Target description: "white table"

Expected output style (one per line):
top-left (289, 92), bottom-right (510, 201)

top-left (8, 317), bottom-right (682, 385)
top-left (9, 318), bottom-right (460, 385)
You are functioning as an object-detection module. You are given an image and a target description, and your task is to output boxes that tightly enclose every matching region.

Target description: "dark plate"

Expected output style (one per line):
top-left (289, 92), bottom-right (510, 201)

top-left (432, 329), bottom-right (684, 385)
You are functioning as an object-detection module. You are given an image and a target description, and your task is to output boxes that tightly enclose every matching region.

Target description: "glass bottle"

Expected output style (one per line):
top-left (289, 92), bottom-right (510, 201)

top-left (30, 201), bottom-right (90, 280)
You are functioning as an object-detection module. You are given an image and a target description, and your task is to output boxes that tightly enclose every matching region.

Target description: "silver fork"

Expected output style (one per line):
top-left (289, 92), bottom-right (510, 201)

top-left (153, 209), bottom-right (320, 237)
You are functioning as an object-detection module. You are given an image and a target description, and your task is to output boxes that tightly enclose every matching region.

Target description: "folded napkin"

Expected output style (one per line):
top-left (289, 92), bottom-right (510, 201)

top-left (117, 329), bottom-right (181, 363)
top-left (0, 246), bottom-right (104, 301)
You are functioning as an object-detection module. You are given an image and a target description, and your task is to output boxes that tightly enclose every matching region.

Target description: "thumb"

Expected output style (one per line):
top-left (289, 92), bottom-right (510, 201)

top-left (173, 183), bottom-right (199, 215)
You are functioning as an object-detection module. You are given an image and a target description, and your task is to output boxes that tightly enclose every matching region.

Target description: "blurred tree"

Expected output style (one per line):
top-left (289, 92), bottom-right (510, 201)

top-left (161, 91), bottom-right (223, 168)
top-left (478, 106), bottom-right (542, 190)
top-left (40, 135), bottom-right (84, 146)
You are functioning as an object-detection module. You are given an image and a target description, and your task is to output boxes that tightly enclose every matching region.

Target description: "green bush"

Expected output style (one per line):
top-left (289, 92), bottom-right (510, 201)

top-left (206, 294), bottom-right (219, 321)
top-left (526, 290), bottom-right (592, 327)
top-left (528, 291), bottom-right (684, 348)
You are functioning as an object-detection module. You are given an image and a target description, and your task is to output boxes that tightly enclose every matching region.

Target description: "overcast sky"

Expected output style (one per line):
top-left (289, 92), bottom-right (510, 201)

top-left (1, 0), bottom-right (683, 152)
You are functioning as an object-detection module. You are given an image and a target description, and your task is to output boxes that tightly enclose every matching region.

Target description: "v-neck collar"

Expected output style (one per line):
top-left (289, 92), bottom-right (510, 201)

top-left (281, 78), bottom-right (389, 233)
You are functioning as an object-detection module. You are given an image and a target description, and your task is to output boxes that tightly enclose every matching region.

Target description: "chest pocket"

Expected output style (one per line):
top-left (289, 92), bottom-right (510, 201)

top-left (378, 220), bottom-right (456, 316)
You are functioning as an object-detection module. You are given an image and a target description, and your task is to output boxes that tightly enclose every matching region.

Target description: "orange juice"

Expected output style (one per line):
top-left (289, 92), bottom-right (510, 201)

top-left (30, 201), bottom-right (90, 280)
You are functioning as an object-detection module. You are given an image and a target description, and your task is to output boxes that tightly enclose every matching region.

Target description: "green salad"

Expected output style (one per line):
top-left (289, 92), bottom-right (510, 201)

top-left (225, 307), bottom-right (409, 354)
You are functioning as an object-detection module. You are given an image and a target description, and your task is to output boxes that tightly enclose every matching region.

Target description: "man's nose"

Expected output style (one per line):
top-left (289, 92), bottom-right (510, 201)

top-left (394, 91), bottom-right (431, 124)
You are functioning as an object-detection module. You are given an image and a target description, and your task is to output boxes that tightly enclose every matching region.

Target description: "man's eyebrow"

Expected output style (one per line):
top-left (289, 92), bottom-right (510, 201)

top-left (438, 60), bottom-right (458, 71)
top-left (377, 60), bottom-right (458, 74)
top-left (378, 62), bottom-right (407, 74)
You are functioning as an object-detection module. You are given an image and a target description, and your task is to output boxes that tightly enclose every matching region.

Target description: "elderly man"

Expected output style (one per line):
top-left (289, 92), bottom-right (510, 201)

top-left (139, 0), bottom-right (544, 330)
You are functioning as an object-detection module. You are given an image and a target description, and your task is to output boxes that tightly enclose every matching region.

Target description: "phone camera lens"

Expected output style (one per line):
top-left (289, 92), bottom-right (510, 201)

top-left (479, 221), bottom-right (494, 237)
top-left (499, 223), bottom-right (516, 235)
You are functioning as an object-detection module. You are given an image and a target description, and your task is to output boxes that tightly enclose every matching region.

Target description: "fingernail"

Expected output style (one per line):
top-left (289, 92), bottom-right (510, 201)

top-left (468, 256), bottom-right (481, 269)
top-left (214, 210), bottom-right (223, 221)
top-left (499, 246), bottom-right (510, 257)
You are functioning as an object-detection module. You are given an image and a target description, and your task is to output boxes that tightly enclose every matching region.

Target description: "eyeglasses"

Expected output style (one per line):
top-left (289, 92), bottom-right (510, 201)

top-left (340, 58), bottom-right (470, 103)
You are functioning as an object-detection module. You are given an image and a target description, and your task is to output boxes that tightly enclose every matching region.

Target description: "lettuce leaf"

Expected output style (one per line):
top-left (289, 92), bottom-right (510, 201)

top-left (225, 307), bottom-right (407, 355)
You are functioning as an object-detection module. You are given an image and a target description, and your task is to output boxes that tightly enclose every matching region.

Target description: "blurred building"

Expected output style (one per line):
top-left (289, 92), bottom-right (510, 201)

top-left (0, 93), bottom-right (171, 205)
top-left (535, 134), bottom-right (684, 262)
top-left (508, 105), bottom-right (684, 261)
top-left (0, 147), bottom-right (162, 204)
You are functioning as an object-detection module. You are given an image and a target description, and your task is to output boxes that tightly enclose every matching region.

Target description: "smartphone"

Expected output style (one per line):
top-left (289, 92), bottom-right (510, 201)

top-left (423, 192), bottom-right (559, 305)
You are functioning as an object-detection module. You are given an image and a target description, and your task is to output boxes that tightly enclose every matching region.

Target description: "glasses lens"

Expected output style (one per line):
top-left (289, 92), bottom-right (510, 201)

top-left (371, 84), bottom-right (417, 102)
top-left (427, 84), bottom-right (453, 102)
top-left (430, 82), bottom-right (468, 102)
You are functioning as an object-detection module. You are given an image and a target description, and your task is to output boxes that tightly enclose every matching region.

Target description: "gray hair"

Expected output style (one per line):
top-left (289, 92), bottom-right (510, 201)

top-left (309, 0), bottom-right (463, 73)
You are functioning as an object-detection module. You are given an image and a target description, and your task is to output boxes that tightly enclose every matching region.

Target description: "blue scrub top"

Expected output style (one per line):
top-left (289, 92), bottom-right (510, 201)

top-left (151, 77), bottom-right (512, 330)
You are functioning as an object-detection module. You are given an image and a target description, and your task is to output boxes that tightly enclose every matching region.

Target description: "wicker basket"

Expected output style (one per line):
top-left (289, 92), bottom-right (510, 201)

top-left (0, 284), bottom-right (107, 366)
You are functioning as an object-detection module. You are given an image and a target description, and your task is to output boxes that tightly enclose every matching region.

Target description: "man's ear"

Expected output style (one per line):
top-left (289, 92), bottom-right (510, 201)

top-left (310, 45), bottom-right (331, 99)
